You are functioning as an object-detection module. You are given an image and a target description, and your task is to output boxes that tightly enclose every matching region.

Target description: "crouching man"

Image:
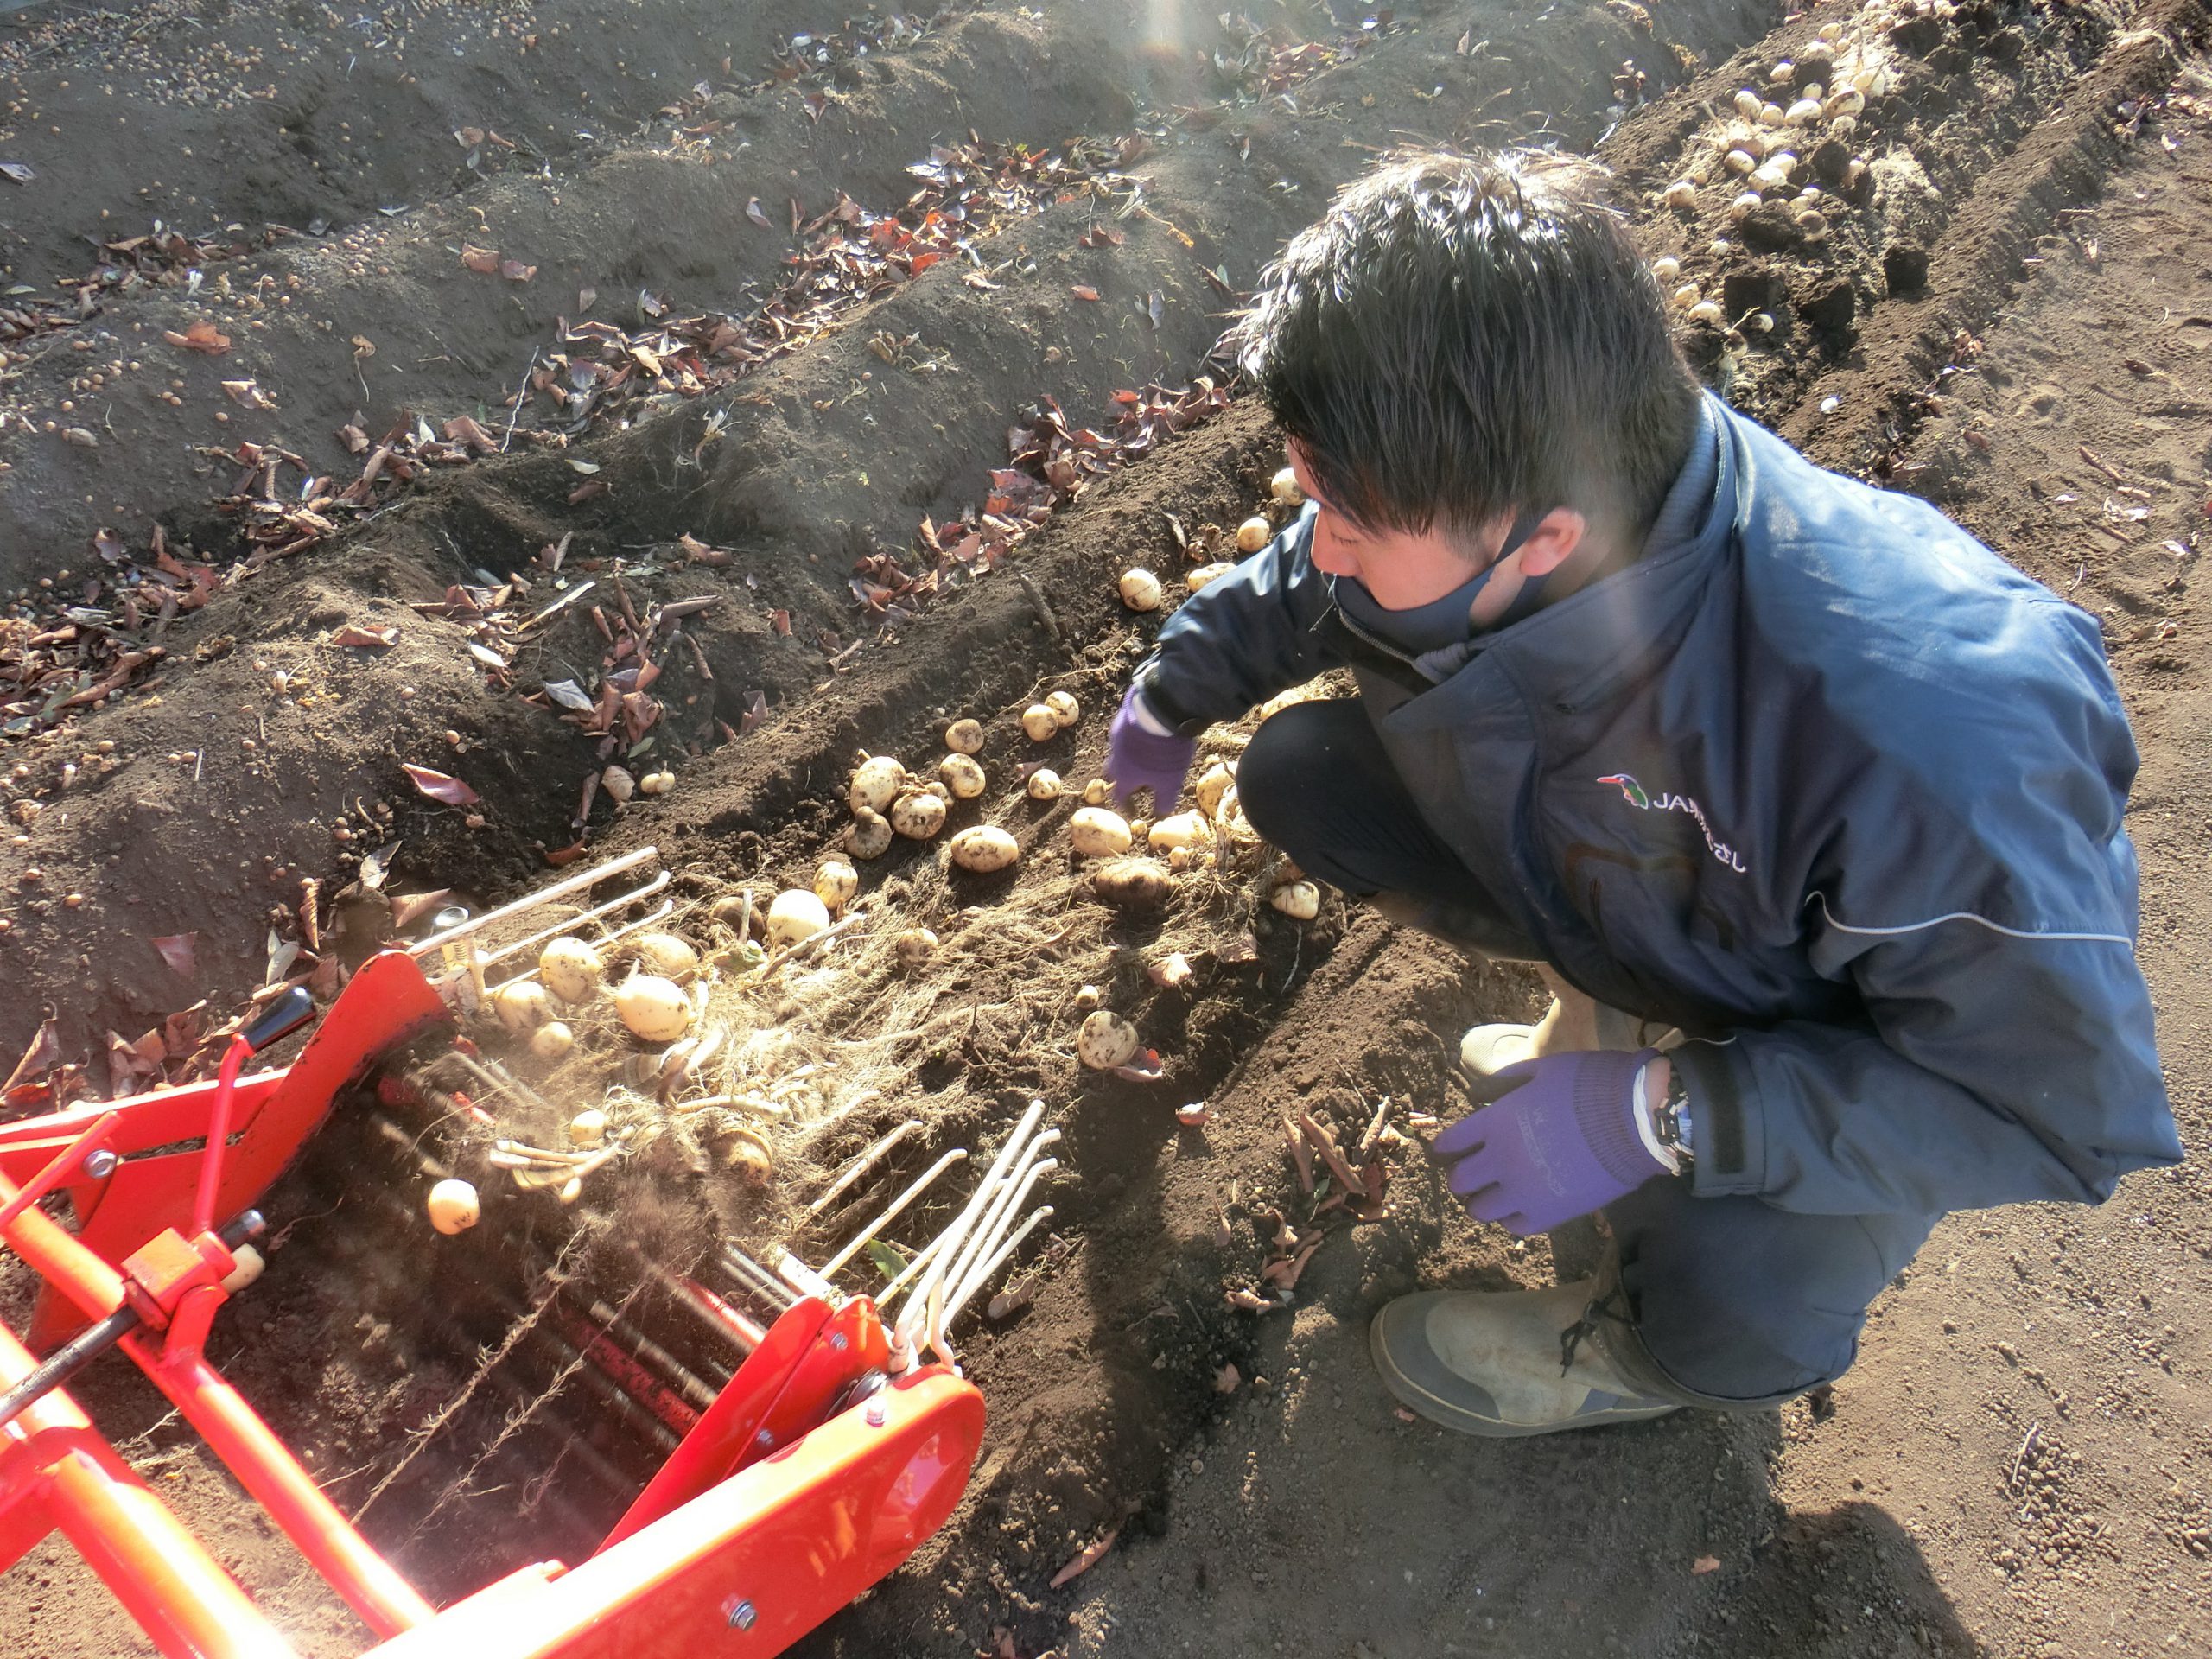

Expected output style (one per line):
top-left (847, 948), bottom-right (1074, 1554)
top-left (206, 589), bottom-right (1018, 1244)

top-left (1104, 150), bottom-right (2179, 1436)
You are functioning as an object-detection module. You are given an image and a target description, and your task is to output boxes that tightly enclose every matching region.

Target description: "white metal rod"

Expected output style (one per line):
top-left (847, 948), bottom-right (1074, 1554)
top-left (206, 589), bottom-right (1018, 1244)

top-left (876, 1228), bottom-right (950, 1310)
top-left (805, 1121), bottom-right (920, 1218)
top-left (943, 1206), bottom-right (1055, 1328)
top-left (936, 1129), bottom-right (1059, 1324)
top-left (472, 871), bottom-right (672, 967)
top-left (894, 1099), bottom-right (1043, 1347)
top-left (947, 1157), bottom-right (1057, 1314)
top-left (822, 1148), bottom-right (970, 1277)
top-left (498, 898), bottom-right (676, 984)
top-left (408, 845), bottom-right (659, 956)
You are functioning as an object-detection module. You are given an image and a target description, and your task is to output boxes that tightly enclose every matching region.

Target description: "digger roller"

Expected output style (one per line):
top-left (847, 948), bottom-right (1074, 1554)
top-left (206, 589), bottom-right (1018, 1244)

top-left (0, 849), bottom-right (990, 1657)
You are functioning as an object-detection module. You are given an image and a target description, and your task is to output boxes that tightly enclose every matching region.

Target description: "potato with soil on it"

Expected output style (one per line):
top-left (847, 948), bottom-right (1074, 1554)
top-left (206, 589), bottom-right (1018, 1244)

top-left (631, 931), bottom-right (699, 984)
top-left (1077, 1009), bottom-right (1141, 1070)
top-left (766, 889), bottom-right (831, 948)
top-left (1044, 690), bottom-right (1080, 728)
top-left (491, 979), bottom-right (552, 1033)
top-left (614, 973), bottom-right (692, 1041)
top-left (891, 788), bottom-right (948, 840)
top-left (1271, 466), bottom-right (1302, 505)
top-left (1270, 880), bottom-right (1321, 921)
top-left (846, 807), bottom-right (894, 860)
top-left (814, 859), bottom-right (859, 914)
top-left (539, 937), bottom-right (604, 1003)
top-left (1092, 856), bottom-right (1173, 909)
top-left (1236, 516), bottom-right (1271, 553)
top-left (893, 927), bottom-right (938, 969)
top-left (1070, 806), bottom-right (1133, 858)
top-left (1185, 561), bottom-right (1235, 594)
top-left (531, 1021), bottom-right (575, 1060)
top-left (1020, 702), bottom-right (1060, 742)
top-left (945, 717), bottom-right (985, 755)
top-left (849, 753), bottom-right (907, 814)
top-left (426, 1179), bottom-right (480, 1236)
top-left (1027, 767), bottom-right (1062, 801)
top-left (939, 753), bottom-right (986, 799)
top-left (1119, 569), bottom-right (1163, 612)
top-left (950, 824), bottom-right (1019, 872)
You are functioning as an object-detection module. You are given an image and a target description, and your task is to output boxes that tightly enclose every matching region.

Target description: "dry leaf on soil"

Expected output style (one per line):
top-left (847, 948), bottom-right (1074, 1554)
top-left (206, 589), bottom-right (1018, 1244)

top-left (162, 320), bottom-right (231, 354)
top-left (150, 933), bottom-right (200, 979)
top-left (402, 764), bottom-right (480, 807)
top-left (330, 625), bottom-right (398, 648)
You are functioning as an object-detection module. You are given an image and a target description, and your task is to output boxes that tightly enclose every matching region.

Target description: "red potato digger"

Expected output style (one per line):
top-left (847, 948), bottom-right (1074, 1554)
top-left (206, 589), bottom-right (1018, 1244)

top-left (0, 848), bottom-right (1051, 1657)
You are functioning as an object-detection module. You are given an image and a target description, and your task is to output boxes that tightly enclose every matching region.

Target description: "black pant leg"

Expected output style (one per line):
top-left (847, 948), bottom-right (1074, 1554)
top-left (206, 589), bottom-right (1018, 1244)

top-left (1593, 1175), bottom-right (1940, 1407)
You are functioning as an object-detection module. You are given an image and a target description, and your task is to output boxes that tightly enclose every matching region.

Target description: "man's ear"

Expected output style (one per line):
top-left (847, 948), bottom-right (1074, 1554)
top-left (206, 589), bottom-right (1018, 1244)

top-left (1512, 507), bottom-right (1587, 576)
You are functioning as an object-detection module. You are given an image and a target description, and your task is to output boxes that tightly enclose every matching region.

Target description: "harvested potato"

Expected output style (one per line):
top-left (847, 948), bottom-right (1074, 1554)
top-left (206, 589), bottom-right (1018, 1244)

top-left (569, 1109), bottom-right (607, 1148)
top-left (427, 1179), bottom-right (480, 1235)
top-left (539, 937), bottom-right (604, 1003)
top-left (1236, 516), bottom-right (1271, 553)
top-left (1044, 690), bottom-right (1080, 728)
top-left (944, 717), bottom-right (984, 754)
top-left (614, 974), bottom-right (693, 1041)
top-left (1092, 856), bottom-right (1173, 909)
top-left (601, 765), bottom-right (637, 804)
top-left (1027, 768), bottom-right (1062, 801)
top-left (845, 807), bottom-right (893, 860)
top-left (893, 928), bottom-right (939, 969)
top-left (814, 859), bottom-right (859, 913)
top-left (939, 753), bottom-right (987, 799)
top-left (530, 1021), bottom-right (575, 1060)
top-left (1119, 569), bottom-right (1163, 612)
top-left (1081, 778), bottom-right (1114, 807)
top-left (849, 753), bottom-right (907, 815)
top-left (1077, 1010), bottom-right (1141, 1070)
top-left (1070, 806), bottom-right (1134, 858)
top-left (891, 789), bottom-right (948, 840)
top-left (1148, 810), bottom-right (1210, 853)
top-left (950, 824), bottom-right (1020, 872)
top-left (491, 979), bottom-right (552, 1033)
top-left (1271, 466), bottom-right (1302, 505)
top-left (1020, 703), bottom-right (1059, 742)
top-left (1269, 880), bottom-right (1321, 921)
top-left (1185, 561), bottom-right (1234, 594)
top-left (1193, 762), bottom-right (1236, 818)
top-left (632, 931), bottom-right (700, 984)
top-left (766, 889), bottom-right (832, 949)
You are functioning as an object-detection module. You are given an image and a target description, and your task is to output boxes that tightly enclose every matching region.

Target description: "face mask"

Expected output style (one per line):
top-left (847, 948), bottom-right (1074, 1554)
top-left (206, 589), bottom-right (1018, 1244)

top-left (1335, 512), bottom-right (1549, 652)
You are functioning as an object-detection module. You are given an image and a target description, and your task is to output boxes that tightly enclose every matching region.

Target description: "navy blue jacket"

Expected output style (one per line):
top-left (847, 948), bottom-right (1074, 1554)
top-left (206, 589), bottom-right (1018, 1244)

top-left (1139, 395), bottom-right (2180, 1217)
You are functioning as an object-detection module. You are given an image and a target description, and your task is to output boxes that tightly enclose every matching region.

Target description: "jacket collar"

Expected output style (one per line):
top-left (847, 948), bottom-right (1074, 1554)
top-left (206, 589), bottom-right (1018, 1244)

top-left (1379, 391), bottom-right (1740, 716)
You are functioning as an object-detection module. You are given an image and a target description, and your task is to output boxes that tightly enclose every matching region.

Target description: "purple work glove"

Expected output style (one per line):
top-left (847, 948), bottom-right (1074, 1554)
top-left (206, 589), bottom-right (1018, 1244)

top-left (1431, 1048), bottom-right (1670, 1236)
top-left (1104, 683), bottom-right (1196, 810)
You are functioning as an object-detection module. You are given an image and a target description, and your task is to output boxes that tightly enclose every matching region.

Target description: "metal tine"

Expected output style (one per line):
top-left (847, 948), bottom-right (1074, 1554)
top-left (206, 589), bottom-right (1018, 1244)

top-left (719, 1243), bottom-right (799, 1310)
top-left (821, 1148), bottom-right (970, 1278)
top-left (410, 845), bottom-right (660, 957)
top-left (875, 1227), bottom-right (950, 1312)
top-left (945, 1158), bottom-right (1057, 1317)
top-left (942, 1206), bottom-right (1055, 1329)
top-left (933, 1130), bottom-right (1059, 1332)
top-left (499, 896), bottom-right (677, 984)
top-left (804, 1121), bottom-right (921, 1220)
top-left (474, 872), bottom-right (673, 969)
top-left (893, 1101), bottom-right (1044, 1350)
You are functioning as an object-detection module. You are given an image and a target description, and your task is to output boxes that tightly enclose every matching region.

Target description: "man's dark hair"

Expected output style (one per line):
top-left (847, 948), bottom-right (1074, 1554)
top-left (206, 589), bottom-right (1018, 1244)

top-left (1232, 149), bottom-right (1700, 546)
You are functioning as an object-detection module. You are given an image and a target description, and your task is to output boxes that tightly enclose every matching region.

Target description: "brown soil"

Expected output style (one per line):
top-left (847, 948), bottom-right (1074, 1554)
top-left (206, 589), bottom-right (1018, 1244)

top-left (4, 3), bottom-right (2211, 1658)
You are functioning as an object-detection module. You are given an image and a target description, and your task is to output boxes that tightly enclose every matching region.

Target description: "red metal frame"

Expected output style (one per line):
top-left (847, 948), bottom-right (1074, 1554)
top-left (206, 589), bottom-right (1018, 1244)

top-left (0, 950), bottom-right (985, 1657)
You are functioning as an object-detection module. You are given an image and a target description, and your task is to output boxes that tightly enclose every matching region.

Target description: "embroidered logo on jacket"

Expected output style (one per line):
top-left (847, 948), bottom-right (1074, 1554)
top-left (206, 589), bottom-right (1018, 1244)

top-left (1595, 773), bottom-right (1748, 874)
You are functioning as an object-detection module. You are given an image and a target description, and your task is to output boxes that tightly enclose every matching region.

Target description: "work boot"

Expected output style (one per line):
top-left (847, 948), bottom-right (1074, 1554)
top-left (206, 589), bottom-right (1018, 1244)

top-left (1370, 1278), bottom-right (1681, 1437)
top-left (1460, 969), bottom-right (1665, 1077)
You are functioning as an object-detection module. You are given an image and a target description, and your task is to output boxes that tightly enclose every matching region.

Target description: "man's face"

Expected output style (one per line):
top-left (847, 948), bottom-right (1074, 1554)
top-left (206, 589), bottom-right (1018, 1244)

top-left (1287, 443), bottom-right (1497, 611)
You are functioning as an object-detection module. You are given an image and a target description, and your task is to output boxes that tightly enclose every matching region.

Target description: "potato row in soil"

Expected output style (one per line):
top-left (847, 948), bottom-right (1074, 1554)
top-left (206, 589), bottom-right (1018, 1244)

top-left (4, 1), bottom-right (2212, 1657)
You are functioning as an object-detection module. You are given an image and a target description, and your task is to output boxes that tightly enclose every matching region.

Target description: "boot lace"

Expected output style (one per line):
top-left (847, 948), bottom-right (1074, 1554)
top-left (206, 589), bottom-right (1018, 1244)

top-left (1559, 1285), bottom-right (1636, 1375)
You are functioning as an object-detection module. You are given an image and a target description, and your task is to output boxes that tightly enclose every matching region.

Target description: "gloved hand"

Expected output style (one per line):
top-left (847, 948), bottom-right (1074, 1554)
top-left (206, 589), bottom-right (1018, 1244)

top-left (1104, 683), bottom-right (1196, 810)
top-left (1430, 1048), bottom-right (1671, 1236)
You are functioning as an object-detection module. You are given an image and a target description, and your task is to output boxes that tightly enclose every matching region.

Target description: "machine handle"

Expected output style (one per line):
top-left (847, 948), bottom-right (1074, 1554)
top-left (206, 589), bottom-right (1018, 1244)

top-left (0, 1211), bottom-right (264, 1433)
top-left (239, 986), bottom-right (316, 1055)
